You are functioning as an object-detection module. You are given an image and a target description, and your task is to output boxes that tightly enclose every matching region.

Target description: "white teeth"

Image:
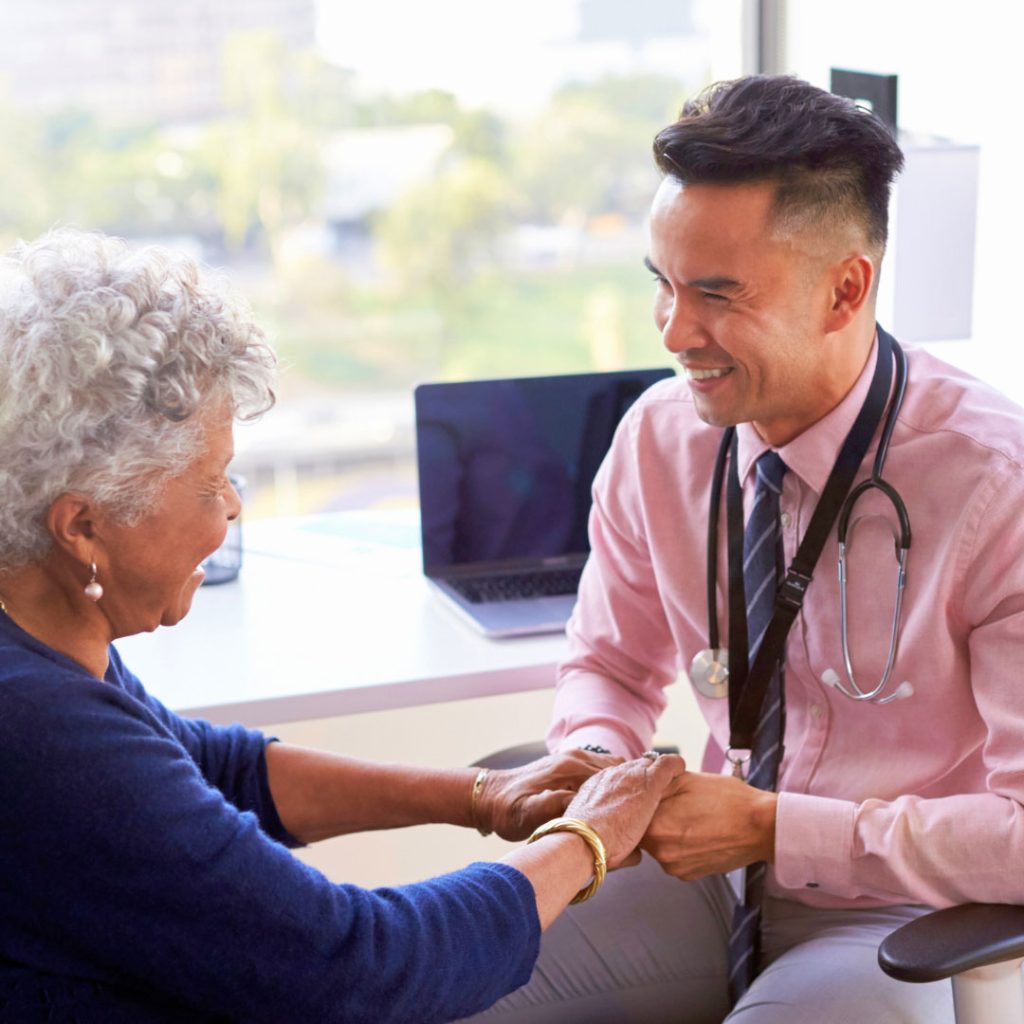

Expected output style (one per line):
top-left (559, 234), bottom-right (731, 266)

top-left (685, 367), bottom-right (732, 381)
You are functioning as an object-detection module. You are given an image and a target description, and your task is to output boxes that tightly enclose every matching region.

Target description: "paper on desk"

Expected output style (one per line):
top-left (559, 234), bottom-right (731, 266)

top-left (243, 511), bottom-right (421, 577)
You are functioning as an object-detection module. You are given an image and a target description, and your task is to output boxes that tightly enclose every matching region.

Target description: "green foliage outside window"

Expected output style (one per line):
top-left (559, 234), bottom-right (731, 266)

top-left (0, 31), bottom-right (701, 392)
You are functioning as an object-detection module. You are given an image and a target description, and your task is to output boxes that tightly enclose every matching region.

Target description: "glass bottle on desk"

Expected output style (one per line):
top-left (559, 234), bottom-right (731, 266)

top-left (201, 475), bottom-right (245, 585)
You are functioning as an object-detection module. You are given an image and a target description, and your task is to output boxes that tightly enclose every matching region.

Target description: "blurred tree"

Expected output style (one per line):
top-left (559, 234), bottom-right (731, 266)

top-left (371, 72), bottom-right (693, 295)
top-left (290, 53), bottom-right (358, 130)
top-left (200, 31), bottom-right (329, 265)
top-left (512, 73), bottom-right (690, 224)
top-left (358, 89), bottom-right (509, 162)
top-left (0, 99), bottom-right (216, 244)
top-left (0, 98), bottom-right (54, 243)
top-left (375, 156), bottom-right (516, 298)
top-left (359, 88), bottom-right (462, 126)
top-left (0, 32), bottom-right (352, 256)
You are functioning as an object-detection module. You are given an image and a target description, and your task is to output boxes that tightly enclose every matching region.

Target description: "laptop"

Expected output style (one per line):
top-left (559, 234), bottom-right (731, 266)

top-left (414, 367), bottom-right (675, 637)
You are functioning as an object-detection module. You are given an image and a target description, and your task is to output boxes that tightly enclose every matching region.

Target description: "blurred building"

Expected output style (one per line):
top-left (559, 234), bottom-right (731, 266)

top-left (0, 0), bottom-right (315, 123)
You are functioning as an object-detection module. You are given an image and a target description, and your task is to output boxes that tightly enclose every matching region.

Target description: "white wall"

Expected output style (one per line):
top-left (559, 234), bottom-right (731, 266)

top-left (786, 0), bottom-right (1024, 401)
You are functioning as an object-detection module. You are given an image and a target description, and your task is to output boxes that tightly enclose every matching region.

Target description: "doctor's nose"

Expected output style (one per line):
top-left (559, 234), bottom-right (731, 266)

top-left (659, 300), bottom-right (708, 356)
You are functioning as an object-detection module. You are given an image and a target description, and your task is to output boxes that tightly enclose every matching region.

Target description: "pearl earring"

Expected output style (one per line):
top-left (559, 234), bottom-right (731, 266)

top-left (84, 562), bottom-right (104, 602)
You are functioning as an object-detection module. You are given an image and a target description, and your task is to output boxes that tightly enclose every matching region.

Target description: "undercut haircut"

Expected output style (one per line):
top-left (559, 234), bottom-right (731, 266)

top-left (653, 75), bottom-right (905, 256)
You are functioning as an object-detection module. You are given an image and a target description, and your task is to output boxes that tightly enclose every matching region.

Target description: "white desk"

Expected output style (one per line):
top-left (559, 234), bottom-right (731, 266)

top-left (115, 511), bottom-right (568, 726)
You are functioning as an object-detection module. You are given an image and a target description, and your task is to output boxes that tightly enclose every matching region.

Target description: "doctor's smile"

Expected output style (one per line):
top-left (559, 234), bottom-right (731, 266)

top-left (683, 365), bottom-right (735, 381)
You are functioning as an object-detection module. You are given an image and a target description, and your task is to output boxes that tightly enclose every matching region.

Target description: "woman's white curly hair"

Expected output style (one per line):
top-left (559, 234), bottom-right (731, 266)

top-left (0, 228), bottom-right (277, 569)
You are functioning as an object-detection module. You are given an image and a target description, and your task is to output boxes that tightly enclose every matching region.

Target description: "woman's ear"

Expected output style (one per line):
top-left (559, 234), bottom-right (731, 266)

top-left (823, 253), bottom-right (875, 334)
top-left (46, 494), bottom-right (101, 566)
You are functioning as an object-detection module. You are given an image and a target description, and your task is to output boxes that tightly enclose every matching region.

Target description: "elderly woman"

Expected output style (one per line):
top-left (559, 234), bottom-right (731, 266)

top-left (0, 229), bottom-right (683, 1023)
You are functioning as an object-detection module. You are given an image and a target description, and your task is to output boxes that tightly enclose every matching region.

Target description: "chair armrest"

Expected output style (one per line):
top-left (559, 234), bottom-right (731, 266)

top-left (472, 741), bottom-right (549, 770)
top-left (878, 903), bottom-right (1024, 983)
top-left (472, 741), bottom-right (680, 770)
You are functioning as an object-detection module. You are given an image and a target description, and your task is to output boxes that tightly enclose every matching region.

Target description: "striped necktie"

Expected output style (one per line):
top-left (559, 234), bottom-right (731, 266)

top-left (727, 449), bottom-right (788, 1003)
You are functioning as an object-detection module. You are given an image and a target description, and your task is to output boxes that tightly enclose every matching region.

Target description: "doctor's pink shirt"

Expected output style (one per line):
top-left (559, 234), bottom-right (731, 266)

top-left (549, 340), bottom-right (1024, 910)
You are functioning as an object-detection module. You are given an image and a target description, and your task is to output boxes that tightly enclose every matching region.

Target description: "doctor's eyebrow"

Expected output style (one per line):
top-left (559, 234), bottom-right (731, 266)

top-left (687, 275), bottom-right (743, 293)
top-left (643, 256), bottom-right (743, 294)
top-left (643, 256), bottom-right (665, 278)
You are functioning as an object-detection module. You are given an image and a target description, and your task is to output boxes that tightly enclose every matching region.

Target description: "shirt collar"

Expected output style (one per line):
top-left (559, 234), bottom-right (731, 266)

top-left (736, 333), bottom-right (880, 496)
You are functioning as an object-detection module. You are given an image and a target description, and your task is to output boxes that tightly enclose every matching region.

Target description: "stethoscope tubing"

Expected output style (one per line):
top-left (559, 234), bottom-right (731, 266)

top-left (833, 341), bottom-right (911, 701)
top-left (836, 540), bottom-right (908, 702)
top-left (698, 333), bottom-right (912, 708)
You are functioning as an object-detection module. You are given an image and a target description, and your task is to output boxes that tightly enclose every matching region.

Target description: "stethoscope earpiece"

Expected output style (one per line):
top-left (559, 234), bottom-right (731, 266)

top-left (820, 668), bottom-right (840, 688)
top-left (821, 668), bottom-right (914, 703)
top-left (891, 681), bottom-right (914, 701)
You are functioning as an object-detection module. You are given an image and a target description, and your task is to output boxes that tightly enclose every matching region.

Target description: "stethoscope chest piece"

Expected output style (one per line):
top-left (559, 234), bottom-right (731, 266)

top-left (689, 647), bottom-right (729, 699)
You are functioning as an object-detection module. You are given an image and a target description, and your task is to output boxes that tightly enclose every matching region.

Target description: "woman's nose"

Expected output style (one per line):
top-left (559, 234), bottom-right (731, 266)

top-left (225, 478), bottom-right (243, 521)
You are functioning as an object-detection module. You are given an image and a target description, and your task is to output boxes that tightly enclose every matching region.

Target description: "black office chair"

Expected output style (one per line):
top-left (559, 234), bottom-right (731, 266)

top-left (879, 903), bottom-right (1024, 1022)
top-left (472, 740), bottom-right (553, 771)
top-left (471, 740), bottom-right (680, 771)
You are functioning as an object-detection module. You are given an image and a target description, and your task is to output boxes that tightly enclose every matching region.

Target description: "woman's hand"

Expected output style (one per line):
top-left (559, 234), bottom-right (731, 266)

top-left (500, 753), bottom-right (687, 930)
top-left (477, 749), bottom-right (622, 841)
top-left (564, 753), bottom-right (687, 868)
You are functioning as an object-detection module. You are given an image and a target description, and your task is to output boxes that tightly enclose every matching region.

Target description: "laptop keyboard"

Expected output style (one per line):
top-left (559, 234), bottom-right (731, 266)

top-left (448, 568), bottom-right (584, 604)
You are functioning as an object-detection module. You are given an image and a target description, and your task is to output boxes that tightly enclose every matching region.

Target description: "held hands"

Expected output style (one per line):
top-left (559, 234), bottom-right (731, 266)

top-left (476, 749), bottom-right (623, 841)
top-left (562, 753), bottom-right (687, 869)
top-left (640, 771), bottom-right (778, 880)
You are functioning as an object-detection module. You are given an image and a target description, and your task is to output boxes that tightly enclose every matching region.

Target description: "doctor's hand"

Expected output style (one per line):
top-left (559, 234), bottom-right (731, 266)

top-left (640, 771), bottom-right (778, 880)
top-left (476, 748), bottom-right (623, 841)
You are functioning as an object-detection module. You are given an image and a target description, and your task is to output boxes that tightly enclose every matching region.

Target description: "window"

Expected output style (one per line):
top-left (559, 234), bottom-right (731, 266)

top-left (0, 0), bottom-right (743, 518)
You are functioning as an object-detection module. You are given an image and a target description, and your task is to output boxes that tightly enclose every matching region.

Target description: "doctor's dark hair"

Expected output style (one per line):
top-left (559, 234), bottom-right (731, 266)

top-left (653, 75), bottom-right (904, 254)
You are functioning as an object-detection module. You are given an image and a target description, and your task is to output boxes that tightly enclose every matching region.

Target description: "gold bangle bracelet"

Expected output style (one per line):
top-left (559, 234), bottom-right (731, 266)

top-left (470, 767), bottom-right (492, 837)
top-left (527, 816), bottom-right (608, 904)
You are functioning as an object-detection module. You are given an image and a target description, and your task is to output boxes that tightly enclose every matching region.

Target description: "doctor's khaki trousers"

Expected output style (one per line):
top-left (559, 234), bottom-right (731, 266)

top-left (460, 854), bottom-right (954, 1024)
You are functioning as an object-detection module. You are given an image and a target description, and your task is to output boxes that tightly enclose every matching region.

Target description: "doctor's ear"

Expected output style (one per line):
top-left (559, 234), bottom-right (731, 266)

top-left (822, 254), bottom-right (874, 333)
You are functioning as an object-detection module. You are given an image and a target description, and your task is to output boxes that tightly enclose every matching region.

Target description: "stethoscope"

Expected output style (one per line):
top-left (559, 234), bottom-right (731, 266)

top-left (689, 328), bottom-right (912, 710)
top-left (831, 340), bottom-right (912, 702)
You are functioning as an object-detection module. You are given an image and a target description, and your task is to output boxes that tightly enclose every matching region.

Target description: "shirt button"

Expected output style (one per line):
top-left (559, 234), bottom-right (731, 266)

top-left (780, 511), bottom-right (792, 529)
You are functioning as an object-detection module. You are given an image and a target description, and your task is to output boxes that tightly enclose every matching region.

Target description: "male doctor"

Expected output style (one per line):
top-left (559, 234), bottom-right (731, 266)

top-left (467, 75), bottom-right (1024, 1024)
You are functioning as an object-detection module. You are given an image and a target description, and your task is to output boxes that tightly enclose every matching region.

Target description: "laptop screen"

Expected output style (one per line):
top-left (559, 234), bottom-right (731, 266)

top-left (415, 368), bottom-right (674, 575)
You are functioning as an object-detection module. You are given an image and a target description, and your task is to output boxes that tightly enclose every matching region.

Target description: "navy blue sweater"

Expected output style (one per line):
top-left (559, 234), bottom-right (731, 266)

top-left (0, 612), bottom-right (540, 1022)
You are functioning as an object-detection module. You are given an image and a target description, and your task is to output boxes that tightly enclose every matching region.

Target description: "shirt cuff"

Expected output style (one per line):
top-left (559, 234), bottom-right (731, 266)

top-left (259, 737), bottom-right (305, 849)
top-left (551, 725), bottom-right (642, 758)
top-left (774, 792), bottom-right (856, 896)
